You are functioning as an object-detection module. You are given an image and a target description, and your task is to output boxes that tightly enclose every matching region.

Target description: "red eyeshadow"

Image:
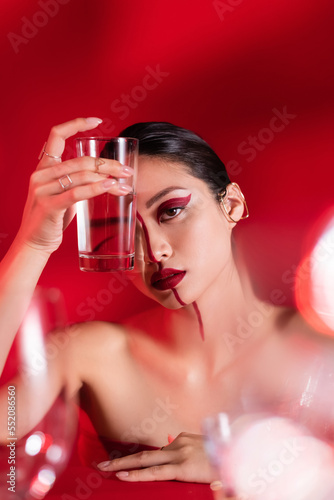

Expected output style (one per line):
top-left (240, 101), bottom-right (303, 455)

top-left (156, 194), bottom-right (191, 222)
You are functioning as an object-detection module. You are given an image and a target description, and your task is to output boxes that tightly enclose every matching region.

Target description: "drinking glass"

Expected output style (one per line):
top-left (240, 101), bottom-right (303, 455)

top-left (203, 352), bottom-right (334, 500)
top-left (0, 287), bottom-right (77, 499)
top-left (75, 137), bottom-right (138, 272)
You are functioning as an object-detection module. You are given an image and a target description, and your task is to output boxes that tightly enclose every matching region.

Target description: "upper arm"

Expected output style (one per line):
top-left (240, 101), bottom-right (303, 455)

top-left (0, 320), bottom-right (128, 443)
top-left (0, 323), bottom-right (84, 443)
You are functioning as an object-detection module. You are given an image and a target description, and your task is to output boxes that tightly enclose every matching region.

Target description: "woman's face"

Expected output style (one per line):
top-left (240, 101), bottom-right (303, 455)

top-left (133, 156), bottom-right (234, 308)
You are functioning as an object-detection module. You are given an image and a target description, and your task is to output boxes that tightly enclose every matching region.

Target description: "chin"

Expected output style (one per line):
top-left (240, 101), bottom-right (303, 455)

top-left (157, 296), bottom-right (185, 310)
top-left (153, 287), bottom-right (201, 310)
top-left (132, 277), bottom-right (187, 309)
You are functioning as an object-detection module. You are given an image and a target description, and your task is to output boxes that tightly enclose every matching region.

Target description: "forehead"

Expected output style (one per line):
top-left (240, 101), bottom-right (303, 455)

top-left (138, 155), bottom-right (191, 180)
top-left (136, 155), bottom-right (210, 199)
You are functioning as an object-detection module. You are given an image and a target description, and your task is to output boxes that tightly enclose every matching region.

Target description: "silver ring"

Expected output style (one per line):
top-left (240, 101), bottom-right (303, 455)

top-left (59, 175), bottom-right (72, 190)
top-left (39, 142), bottom-right (62, 160)
top-left (95, 157), bottom-right (105, 173)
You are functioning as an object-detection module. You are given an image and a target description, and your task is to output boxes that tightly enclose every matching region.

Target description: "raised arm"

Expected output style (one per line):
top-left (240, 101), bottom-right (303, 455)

top-left (0, 117), bottom-right (137, 442)
top-left (0, 117), bottom-right (132, 373)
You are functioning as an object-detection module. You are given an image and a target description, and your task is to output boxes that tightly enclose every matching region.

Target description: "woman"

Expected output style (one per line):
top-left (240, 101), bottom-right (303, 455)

top-left (0, 117), bottom-right (329, 486)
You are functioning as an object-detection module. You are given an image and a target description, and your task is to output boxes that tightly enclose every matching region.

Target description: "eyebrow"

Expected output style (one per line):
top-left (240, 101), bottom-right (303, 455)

top-left (145, 186), bottom-right (187, 209)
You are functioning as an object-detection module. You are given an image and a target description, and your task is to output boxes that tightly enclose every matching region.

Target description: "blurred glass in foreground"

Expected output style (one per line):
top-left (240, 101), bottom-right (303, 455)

top-left (204, 208), bottom-right (334, 500)
top-left (204, 412), bottom-right (334, 500)
top-left (296, 207), bottom-right (334, 334)
top-left (0, 287), bottom-right (78, 499)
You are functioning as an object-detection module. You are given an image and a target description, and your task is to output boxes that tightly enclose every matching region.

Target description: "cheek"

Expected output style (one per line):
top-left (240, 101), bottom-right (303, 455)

top-left (132, 228), bottom-right (157, 299)
top-left (134, 226), bottom-right (144, 264)
top-left (181, 212), bottom-right (230, 266)
top-left (132, 234), bottom-right (147, 286)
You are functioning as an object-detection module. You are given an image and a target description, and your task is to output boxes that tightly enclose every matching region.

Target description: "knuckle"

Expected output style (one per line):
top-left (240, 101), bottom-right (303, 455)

top-left (179, 444), bottom-right (192, 460)
top-left (73, 117), bottom-right (85, 127)
top-left (151, 465), bottom-right (162, 476)
top-left (128, 469), bottom-right (140, 479)
top-left (84, 156), bottom-right (93, 168)
top-left (33, 185), bottom-right (43, 199)
top-left (137, 451), bottom-right (149, 465)
top-left (76, 171), bottom-right (88, 183)
top-left (30, 171), bottom-right (40, 186)
top-left (176, 432), bottom-right (189, 445)
top-left (86, 170), bottom-right (99, 183)
top-left (51, 164), bottom-right (63, 178)
top-left (93, 182), bottom-right (103, 195)
top-left (78, 156), bottom-right (92, 169)
top-left (178, 432), bottom-right (189, 438)
top-left (49, 125), bottom-right (60, 138)
top-left (68, 189), bottom-right (79, 203)
top-left (71, 156), bottom-right (94, 172)
top-left (111, 457), bottom-right (121, 468)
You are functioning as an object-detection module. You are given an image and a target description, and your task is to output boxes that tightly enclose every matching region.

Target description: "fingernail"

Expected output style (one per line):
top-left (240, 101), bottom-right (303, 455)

top-left (122, 166), bottom-right (134, 175)
top-left (86, 117), bottom-right (103, 125)
top-left (103, 178), bottom-right (116, 188)
top-left (116, 471), bottom-right (129, 479)
top-left (97, 461), bottom-right (110, 469)
top-left (119, 185), bottom-right (132, 193)
top-left (168, 434), bottom-right (176, 443)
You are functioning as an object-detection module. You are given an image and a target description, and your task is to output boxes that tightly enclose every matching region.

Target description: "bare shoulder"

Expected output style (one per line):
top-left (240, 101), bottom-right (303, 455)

top-left (65, 320), bottom-right (131, 358)
top-left (248, 306), bottom-right (334, 404)
top-left (272, 305), bottom-right (334, 354)
top-left (46, 320), bottom-right (132, 385)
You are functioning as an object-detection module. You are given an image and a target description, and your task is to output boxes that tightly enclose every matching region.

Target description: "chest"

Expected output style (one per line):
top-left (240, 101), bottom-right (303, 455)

top-left (80, 354), bottom-right (244, 447)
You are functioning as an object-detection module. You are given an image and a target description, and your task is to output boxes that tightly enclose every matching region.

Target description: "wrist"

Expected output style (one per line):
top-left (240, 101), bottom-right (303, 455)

top-left (11, 235), bottom-right (53, 263)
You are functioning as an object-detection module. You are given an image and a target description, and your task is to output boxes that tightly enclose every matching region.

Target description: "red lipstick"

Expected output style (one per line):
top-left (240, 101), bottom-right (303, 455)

top-left (151, 268), bottom-right (186, 290)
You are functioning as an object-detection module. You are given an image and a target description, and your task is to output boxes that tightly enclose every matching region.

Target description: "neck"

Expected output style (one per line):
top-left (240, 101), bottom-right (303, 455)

top-left (161, 257), bottom-right (270, 369)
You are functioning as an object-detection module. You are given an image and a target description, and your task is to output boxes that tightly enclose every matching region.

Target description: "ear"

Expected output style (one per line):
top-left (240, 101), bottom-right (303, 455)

top-left (219, 182), bottom-right (249, 225)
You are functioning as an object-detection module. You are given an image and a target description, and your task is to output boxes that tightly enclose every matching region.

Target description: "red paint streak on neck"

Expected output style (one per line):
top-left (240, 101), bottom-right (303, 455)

top-left (172, 290), bottom-right (205, 341)
top-left (172, 288), bottom-right (187, 306)
top-left (192, 301), bottom-right (204, 341)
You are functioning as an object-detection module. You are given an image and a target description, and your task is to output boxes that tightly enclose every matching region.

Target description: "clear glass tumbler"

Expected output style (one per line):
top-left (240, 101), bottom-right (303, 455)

top-left (0, 287), bottom-right (77, 500)
top-left (75, 137), bottom-right (138, 272)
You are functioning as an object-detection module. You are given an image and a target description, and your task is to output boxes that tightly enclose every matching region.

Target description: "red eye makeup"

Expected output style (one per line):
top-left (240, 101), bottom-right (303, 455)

top-left (156, 194), bottom-right (192, 222)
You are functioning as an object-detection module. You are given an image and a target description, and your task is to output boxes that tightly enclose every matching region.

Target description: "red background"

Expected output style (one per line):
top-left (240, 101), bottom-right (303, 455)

top-left (0, 0), bottom-right (333, 326)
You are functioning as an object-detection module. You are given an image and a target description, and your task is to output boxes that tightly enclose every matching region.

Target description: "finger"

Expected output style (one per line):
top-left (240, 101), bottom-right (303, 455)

top-left (38, 117), bottom-right (102, 169)
top-left (33, 157), bottom-right (134, 186)
top-left (35, 173), bottom-right (133, 198)
top-left (97, 449), bottom-right (172, 473)
top-left (168, 434), bottom-right (176, 444)
top-left (34, 171), bottom-right (107, 197)
top-left (115, 464), bottom-right (178, 482)
top-left (51, 178), bottom-right (133, 210)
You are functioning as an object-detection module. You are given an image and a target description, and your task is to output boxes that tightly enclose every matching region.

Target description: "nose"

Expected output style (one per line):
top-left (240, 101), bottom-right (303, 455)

top-left (136, 213), bottom-right (172, 264)
top-left (148, 231), bottom-right (173, 263)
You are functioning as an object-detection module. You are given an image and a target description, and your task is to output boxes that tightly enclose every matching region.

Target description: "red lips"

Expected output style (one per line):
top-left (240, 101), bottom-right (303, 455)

top-left (150, 268), bottom-right (186, 291)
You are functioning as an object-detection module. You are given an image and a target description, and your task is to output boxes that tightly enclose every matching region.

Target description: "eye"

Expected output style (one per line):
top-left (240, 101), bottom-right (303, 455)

top-left (156, 194), bottom-right (192, 223)
top-left (160, 207), bottom-right (183, 222)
